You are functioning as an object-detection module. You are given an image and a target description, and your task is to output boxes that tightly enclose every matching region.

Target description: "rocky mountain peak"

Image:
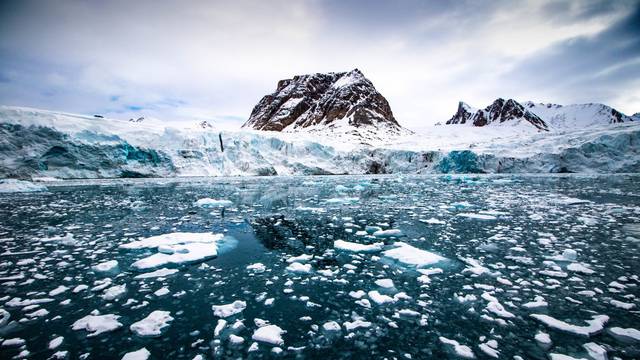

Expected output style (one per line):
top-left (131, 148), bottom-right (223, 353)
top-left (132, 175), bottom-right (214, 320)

top-left (446, 98), bottom-right (548, 131)
top-left (242, 69), bottom-right (404, 138)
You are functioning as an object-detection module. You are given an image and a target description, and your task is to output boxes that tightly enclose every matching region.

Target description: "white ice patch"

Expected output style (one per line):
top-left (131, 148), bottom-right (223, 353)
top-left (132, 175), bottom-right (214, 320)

top-left (439, 337), bottom-right (475, 359)
top-left (530, 314), bottom-right (609, 336)
top-left (457, 213), bottom-right (497, 220)
top-left (130, 311), bottom-right (174, 337)
top-left (607, 327), bottom-right (640, 342)
top-left (0, 179), bottom-right (47, 193)
top-left (212, 300), bottom-right (247, 318)
top-left (286, 262), bottom-right (312, 273)
top-left (381, 242), bottom-right (445, 268)
top-left (120, 232), bottom-right (226, 270)
top-left (334, 240), bottom-right (384, 253)
top-left (134, 268), bottom-right (179, 279)
top-left (246, 263), bottom-right (267, 273)
top-left (92, 260), bottom-right (118, 272)
top-left (72, 313), bottom-right (123, 337)
top-left (122, 348), bottom-right (151, 360)
top-left (252, 324), bottom-right (285, 346)
top-left (373, 229), bottom-right (403, 238)
top-left (195, 198), bottom-right (233, 208)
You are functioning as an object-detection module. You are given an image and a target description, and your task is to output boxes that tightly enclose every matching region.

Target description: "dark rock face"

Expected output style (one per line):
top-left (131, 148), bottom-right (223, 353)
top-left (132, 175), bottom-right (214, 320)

top-left (446, 98), bottom-right (549, 131)
top-left (242, 69), bottom-right (403, 134)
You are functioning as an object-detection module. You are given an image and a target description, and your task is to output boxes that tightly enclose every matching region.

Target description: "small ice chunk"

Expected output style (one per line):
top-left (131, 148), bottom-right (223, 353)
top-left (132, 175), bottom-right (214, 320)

top-left (49, 285), bottom-right (69, 297)
top-left (130, 311), bottom-right (174, 337)
top-left (154, 287), bottom-right (170, 297)
top-left (252, 325), bottom-right (285, 346)
top-left (322, 321), bottom-right (342, 333)
top-left (530, 314), bottom-right (609, 336)
top-left (382, 242), bottom-right (445, 268)
top-left (102, 284), bottom-right (126, 301)
top-left (48, 336), bottom-right (64, 350)
top-left (375, 279), bottom-right (395, 288)
top-left (121, 348), bottom-right (151, 360)
top-left (566, 263), bottom-right (594, 275)
top-left (607, 327), bottom-right (640, 343)
top-left (247, 263), bottom-right (266, 273)
top-left (286, 262), bottom-right (312, 273)
top-left (439, 337), bottom-right (475, 359)
top-left (334, 240), bottom-right (384, 253)
top-left (72, 313), bottom-right (123, 337)
top-left (134, 268), bottom-right (179, 279)
top-left (212, 300), bottom-right (247, 318)
top-left (368, 290), bottom-right (396, 305)
top-left (92, 260), bottom-right (118, 272)
top-left (457, 213), bottom-right (497, 220)
top-left (373, 229), bottom-right (403, 238)
top-left (583, 342), bottom-right (607, 360)
top-left (195, 198), bottom-right (233, 207)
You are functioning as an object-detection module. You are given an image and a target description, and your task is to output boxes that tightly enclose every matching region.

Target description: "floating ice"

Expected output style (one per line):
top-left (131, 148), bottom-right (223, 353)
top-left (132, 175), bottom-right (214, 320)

top-left (102, 284), bottom-right (126, 301)
top-left (382, 242), bottom-right (445, 268)
top-left (325, 197), bottom-right (359, 204)
top-left (0, 179), bottom-right (47, 193)
top-left (212, 300), bottom-right (246, 318)
top-left (368, 290), bottom-right (396, 305)
top-left (286, 262), bottom-right (312, 273)
top-left (48, 336), bottom-right (63, 350)
top-left (530, 314), bottom-right (609, 336)
top-left (72, 313), bottom-right (123, 337)
top-left (49, 285), bottom-right (69, 296)
top-left (130, 311), bottom-right (174, 337)
top-left (583, 342), bottom-right (607, 360)
top-left (457, 213), bottom-right (497, 220)
top-left (252, 324), bottom-right (285, 346)
top-left (419, 218), bottom-right (446, 225)
top-left (334, 240), bottom-right (384, 253)
top-left (375, 279), bottom-right (395, 288)
top-left (195, 198), bottom-right (233, 207)
top-left (120, 232), bottom-right (226, 270)
top-left (246, 263), bottom-right (267, 273)
top-left (373, 229), bottom-right (403, 238)
top-left (122, 348), bottom-right (151, 360)
top-left (607, 327), bottom-right (640, 343)
top-left (92, 260), bottom-right (118, 272)
top-left (134, 268), bottom-right (179, 279)
top-left (438, 337), bottom-right (475, 359)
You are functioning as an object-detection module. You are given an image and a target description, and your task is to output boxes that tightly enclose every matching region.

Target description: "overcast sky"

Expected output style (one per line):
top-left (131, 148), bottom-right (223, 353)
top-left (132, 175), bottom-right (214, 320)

top-left (1, 0), bottom-right (639, 130)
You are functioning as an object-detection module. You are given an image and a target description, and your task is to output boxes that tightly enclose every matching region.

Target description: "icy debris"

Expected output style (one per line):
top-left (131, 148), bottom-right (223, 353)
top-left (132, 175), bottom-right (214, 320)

top-left (134, 268), bottom-right (179, 279)
top-left (375, 278), bottom-right (395, 288)
top-left (0, 179), bottom-right (47, 193)
top-left (72, 312), bottom-right (123, 337)
top-left (610, 299), bottom-right (635, 310)
top-left (286, 254), bottom-right (313, 263)
top-left (535, 332), bottom-right (552, 349)
top-left (548, 354), bottom-right (588, 360)
top-left (92, 260), bottom-right (118, 272)
top-left (344, 319), bottom-right (372, 331)
top-left (246, 263), bottom-right (267, 273)
top-left (582, 342), bottom-right (607, 360)
top-left (382, 242), bottom-right (445, 268)
top-left (368, 290), bottom-right (396, 305)
top-left (552, 197), bottom-right (591, 205)
top-left (122, 348), bottom-right (151, 360)
top-left (286, 262), bottom-right (312, 273)
top-left (457, 213), bottom-right (497, 220)
top-left (102, 284), bottom-right (126, 301)
top-left (349, 290), bottom-right (366, 299)
top-left (252, 324), bottom-right (285, 346)
top-left (130, 311), bottom-right (174, 337)
top-left (49, 285), bottom-right (69, 296)
top-left (607, 327), bottom-right (640, 343)
top-left (229, 334), bottom-right (245, 344)
top-left (334, 240), bottom-right (384, 252)
top-left (482, 293), bottom-right (515, 318)
top-left (322, 321), bottom-right (342, 333)
top-left (419, 218), bottom-right (446, 225)
top-left (478, 340), bottom-right (499, 358)
top-left (566, 263), bottom-right (594, 275)
top-left (120, 232), bottom-right (225, 269)
top-left (212, 300), bottom-right (246, 318)
top-left (154, 287), bottom-right (170, 297)
top-left (522, 296), bottom-right (548, 309)
top-left (1, 338), bottom-right (25, 347)
top-left (460, 257), bottom-right (492, 276)
top-left (373, 229), bottom-right (403, 238)
top-left (325, 197), bottom-right (359, 204)
top-left (48, 336), bottom-right (64, 350)
top-left (439, 337), bottom-right (475, 359)
top-left (530, 314), bottom-right (609, 336)
top-left (195, 198), bottom-right (233, 207)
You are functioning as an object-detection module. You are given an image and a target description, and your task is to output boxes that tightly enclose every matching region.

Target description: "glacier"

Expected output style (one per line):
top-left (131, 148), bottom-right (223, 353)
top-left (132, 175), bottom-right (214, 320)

top-left (0, 105), bottom-right (639, 179)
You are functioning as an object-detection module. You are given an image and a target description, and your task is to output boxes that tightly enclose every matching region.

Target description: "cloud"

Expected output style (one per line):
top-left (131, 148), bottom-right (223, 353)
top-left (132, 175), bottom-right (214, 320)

top-left (0, 0), bottom-right (638, 130)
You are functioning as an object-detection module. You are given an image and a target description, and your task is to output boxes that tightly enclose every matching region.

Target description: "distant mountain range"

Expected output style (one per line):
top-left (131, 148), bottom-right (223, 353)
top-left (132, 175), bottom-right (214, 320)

top-left (445, 98), bottom-right (634, 131)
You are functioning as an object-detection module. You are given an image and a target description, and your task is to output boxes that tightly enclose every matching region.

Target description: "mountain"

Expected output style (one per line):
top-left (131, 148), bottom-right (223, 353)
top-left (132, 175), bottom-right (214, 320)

top-left (446, 98), bottom-right (548, 131)
top-left (523, 102), bottom-right (634, 129)
top-left (242, 69), bottom-right (407, 142)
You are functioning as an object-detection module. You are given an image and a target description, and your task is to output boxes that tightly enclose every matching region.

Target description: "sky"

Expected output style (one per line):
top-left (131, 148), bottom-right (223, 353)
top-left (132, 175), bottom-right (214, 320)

top-left (0, 0), bottom-right (639, 130)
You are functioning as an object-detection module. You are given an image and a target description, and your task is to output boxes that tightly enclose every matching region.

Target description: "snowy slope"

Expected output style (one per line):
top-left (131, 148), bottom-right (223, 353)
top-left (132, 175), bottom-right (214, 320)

top-left (1, 105), bottom-right (639, 178)
top-left (523, 102), bottom-right (634, 129)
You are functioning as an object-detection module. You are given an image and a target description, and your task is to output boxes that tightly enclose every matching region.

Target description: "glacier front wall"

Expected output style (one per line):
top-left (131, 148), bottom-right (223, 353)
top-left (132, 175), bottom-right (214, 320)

top-left (1, 122), bottom-right (639, 179)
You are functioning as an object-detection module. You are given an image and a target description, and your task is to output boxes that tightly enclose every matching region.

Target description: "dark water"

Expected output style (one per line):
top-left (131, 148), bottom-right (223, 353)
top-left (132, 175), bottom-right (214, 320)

top-left (0, 174), bottom-right (639, 359)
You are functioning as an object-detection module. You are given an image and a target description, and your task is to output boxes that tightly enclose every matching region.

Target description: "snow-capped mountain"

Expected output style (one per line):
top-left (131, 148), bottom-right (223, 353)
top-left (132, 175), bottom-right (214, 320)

top-left (523, 102), bottom-right (634, 129)
top-left (446, 98), bottom-right (634, 132)
top-left (446, 98), bottom-right (549, 131)
top-left (242, 69), bottom-right (408, 143)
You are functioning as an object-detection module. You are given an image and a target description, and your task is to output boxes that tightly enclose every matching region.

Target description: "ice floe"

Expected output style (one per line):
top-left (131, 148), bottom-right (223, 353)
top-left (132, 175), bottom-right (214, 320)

top-left (212, 300), bottom-right (247, 318)
top-left (530, 314), bottom-right (609, 336)
top-left (130, 310), bottom-right (174, 337)
top-left (72, 312), bottom-right (123, 337)
top-left (333, 239), bottom-right (384, 252)
top-left (381, 242), bottom-right (445, 268)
